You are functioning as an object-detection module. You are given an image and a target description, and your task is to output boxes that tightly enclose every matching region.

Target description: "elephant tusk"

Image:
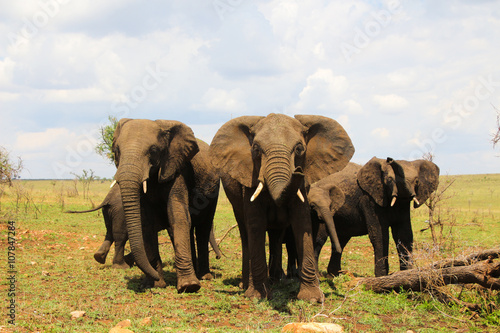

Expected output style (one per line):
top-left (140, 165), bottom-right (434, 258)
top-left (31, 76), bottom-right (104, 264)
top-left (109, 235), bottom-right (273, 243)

top-left (250, 182), bottom-right (264, 202)
top-left (413, 197), bottom-right (420, 206)
top-left (143, 180), bottom-right (147, 194)
top-left (297, 189), bottom-right (305, 202)
top-left (110, 180), bottom-right (116, 188)
top-left (391, 196), bottom-right (397, 207)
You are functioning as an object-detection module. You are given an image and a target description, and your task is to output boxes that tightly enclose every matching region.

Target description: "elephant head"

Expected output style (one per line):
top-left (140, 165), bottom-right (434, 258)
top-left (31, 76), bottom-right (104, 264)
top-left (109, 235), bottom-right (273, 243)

top-left (307, 181), bottom-right (345, 253)
top-left (210, 113), bottom-right (354, 206)
top-left (111, 118), bottom-right (198, 280)
top-left (358, 157), bottom-right (440, 208)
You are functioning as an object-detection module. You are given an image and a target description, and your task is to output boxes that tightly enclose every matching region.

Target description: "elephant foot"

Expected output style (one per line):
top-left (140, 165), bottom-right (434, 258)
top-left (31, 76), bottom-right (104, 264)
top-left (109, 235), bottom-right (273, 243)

top-left (200, 272), bottom-right (214, 281)
top-left (123, 253), bottom-right (135, 268)
top-left (93, 251), bottom-right (108, 264)
top-left (112, 262), bottom-right (131, 269)
top-left (141, 275), bottom-right (167, 289)
top-left (297, 285), bottom-right (324, 304)
top-left (177, 275), bottom-right (201, 293)
top-left (244, 283), bottom-right (271, 300)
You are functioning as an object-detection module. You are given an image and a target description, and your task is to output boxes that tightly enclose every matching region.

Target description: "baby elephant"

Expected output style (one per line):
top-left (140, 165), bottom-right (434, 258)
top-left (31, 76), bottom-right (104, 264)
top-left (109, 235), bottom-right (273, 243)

top-left (308, 157), bottom-right (439, 277)
top-left (67, 184), bottom-right (222, 281)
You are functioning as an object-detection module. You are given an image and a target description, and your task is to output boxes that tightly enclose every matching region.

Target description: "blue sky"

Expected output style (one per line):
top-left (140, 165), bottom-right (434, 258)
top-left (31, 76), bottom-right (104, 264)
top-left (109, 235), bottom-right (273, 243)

top-left (1, 0), bottom-right (499, 179)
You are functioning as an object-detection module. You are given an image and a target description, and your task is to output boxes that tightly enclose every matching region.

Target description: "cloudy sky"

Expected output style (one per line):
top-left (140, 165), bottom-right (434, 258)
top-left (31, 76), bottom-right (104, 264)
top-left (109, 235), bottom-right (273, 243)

top-left (1, 0), bottom-right (499, 179)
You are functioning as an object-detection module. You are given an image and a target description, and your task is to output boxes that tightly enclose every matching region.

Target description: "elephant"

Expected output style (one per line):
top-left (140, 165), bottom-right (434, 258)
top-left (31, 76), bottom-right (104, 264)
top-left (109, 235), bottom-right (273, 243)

top-left (66, 178), bottom-right (222, 277)
top-left (209, 113), bottom-right (354, 302)
top-left (108, 118), bottom-right (220, 292)
top-left (309, 157), bottom-right (440, 278)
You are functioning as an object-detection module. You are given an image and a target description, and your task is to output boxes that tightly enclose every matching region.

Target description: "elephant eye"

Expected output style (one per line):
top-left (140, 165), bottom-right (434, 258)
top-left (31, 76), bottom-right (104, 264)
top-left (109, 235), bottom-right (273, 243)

top-left (149, 146), bottom-right (161, 161)
top-left (294, 143), bottom-right (305, 157)
top-left (252, 143), bottom-right (262, 158)
top-left (113, 147), bottom-right (120, 166)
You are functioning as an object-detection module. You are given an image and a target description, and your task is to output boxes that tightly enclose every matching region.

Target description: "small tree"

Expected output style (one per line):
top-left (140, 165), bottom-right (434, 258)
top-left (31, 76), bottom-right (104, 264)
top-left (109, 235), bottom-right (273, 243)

top-left (421, 152), bottom-right (455, 247)
top-left (71, 169), bottom-right (97, 200)
top-left (95, 115), bottom-right (118, 164)
top-left (0, 147), bottom-right (23, 210)
top-left (492, 106), bottom-right (500, 149)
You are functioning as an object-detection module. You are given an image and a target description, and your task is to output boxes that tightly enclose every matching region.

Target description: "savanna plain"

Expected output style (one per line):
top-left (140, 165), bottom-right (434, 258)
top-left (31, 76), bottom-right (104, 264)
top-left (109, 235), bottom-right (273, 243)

top-left (1, 174), bottom-right (499, 332)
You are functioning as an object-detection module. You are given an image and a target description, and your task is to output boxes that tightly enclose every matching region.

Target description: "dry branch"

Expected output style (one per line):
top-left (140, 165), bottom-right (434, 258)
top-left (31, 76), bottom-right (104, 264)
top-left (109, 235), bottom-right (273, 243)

top-left (360, 254), bottom-right (500, 293)
top-left (432, 248), bottom-right (500, 269)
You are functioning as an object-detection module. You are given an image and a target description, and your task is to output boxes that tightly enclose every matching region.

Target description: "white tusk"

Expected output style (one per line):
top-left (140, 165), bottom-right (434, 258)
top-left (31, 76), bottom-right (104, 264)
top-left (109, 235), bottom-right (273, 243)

top-left (250, 182), bottom-right (264, 202)
top-left (143, 180), bottom-right (147, 194)
top-left (110, 180), bottom-right (116, 188)
top-left (391, 196), bottom-right (397, 207)
top-left (413, 197), bottom-right (420, 206)
top-left (297, 189), bottom-right (305, 202)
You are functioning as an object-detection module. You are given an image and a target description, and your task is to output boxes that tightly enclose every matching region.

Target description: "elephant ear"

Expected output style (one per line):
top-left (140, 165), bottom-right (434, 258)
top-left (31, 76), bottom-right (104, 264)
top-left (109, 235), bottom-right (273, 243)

top-left (112, 118), bottom-right (132, 167)
top-left (328, 185), bottom-right (345, 214)
top-left (414, 160), bottom-right (440, 207)
top-left (295, 115), bottom-right (355, 187)
top-left (155, 120), bottom-right (199, 183)
top-left (209, 116), bottom-right (264, 188)
top-left (357, 157), bottom-right (387, 207)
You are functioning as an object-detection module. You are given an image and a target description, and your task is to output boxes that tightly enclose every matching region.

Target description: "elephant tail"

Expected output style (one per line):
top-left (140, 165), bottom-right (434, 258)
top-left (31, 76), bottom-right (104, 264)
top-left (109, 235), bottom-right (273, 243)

top-left (209, 229), bottom-right (223, 259)
top-left (65, 203), bottom-right (107, 214)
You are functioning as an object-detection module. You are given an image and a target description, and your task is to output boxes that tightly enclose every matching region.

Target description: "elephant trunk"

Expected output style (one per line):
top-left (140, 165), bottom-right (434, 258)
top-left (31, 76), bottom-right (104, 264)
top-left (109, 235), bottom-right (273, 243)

top-left (116, 162), bottom-right (160, 281)
top-left (264, 146), bottom-right (292, 206)
top-left (319, 206), bottom-right (342, 253)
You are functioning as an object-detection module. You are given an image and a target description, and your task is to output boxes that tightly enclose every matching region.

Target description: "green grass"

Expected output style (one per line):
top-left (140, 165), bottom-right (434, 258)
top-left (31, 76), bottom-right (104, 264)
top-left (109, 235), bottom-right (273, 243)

top-left (0, 175), bottom-right (499, 332)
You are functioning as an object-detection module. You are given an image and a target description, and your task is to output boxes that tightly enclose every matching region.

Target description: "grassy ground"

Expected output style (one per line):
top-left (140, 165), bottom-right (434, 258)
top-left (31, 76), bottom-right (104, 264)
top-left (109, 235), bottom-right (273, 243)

top-left (0, 174), bottom-right (499, 332)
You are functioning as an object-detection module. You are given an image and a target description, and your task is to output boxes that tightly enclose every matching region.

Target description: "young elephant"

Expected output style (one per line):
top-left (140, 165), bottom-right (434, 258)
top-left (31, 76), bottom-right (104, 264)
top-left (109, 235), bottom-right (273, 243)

top-left (309, 157), bottom-right (439, 277)
top-left (66, 184), bottom-right (133, 269)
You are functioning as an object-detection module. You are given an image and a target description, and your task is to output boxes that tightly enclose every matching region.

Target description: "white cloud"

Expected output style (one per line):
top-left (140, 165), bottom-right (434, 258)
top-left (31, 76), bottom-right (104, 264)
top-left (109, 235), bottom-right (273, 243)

top-left (371, 127), bottom-right (390, 139)
top-left (14, 128), bottom-right (75, 152)
top-left (1, 1), bottom-right (500, 177)
top-left (293, 68), bottom-right (349, 112)
top-left (373, 94), bottom-right (409, 110)
top-left (197, 88), bottom-right (246, 113)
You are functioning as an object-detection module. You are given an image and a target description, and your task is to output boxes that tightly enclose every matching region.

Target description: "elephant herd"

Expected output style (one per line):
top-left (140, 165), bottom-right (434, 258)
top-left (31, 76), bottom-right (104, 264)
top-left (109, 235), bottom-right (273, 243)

top-left (69, 114), bottom-right (440, 303)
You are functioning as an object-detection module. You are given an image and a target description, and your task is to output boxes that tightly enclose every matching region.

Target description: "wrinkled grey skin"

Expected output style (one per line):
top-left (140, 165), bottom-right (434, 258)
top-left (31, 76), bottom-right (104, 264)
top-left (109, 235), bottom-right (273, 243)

top-left (210, 114), bottom-right (354, 302)
top-left (66, 177), bottom-right (222, 279)
top-left (110, 118), bottom-right (219, 292)
top-left (310, 157), bottom-right (439, 277)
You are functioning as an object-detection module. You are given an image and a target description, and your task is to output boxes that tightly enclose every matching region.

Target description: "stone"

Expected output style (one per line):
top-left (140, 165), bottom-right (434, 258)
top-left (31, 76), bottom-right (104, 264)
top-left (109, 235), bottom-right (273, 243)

top-left (70, 310), bottom-right (86, 319)
top-left (282, 322), bottom-right (344, 333)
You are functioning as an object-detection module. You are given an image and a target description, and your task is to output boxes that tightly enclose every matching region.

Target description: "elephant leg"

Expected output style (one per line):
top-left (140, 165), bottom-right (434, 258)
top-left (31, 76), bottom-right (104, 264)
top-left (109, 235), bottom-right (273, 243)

top-left (313, 221), bottom-right (328, 275)
top-left (244, 195), bottom-right (269, 299)
top-left (268, 228), bottom-right (285, 284)
top-left (167, 179), bottom-right (200, 293)
top-left (326, 236), bottom-right (350, 278)
top-left (195, 222), bottom-right (213, 280)
top-left (94, 240), bottom-right (112, 264)
top-left (368, 224), bottom-right (390, 277)
top-left (94, 207), bottom-right (114, 264)
top-left (141, 225), bottom-right (166, 288)
top-left (289, 197), bottom-right (324, 303)
top-left (112, 231), bottom-right (130, 269)
top-left (284, 228), bottom-right (298, 279)
top-left (391, 210), bottom-right (414, 271)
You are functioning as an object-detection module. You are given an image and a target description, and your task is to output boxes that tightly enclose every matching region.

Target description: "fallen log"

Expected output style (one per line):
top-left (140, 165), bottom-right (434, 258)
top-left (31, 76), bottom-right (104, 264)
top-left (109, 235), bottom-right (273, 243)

top-left (360, 257), bottom-right (500, 293)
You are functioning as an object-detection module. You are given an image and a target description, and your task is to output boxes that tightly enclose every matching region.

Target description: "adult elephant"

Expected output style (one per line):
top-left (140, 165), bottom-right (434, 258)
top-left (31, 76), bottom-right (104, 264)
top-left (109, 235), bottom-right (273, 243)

top-left (209, 113), bottom-right (354, 302)
top-left (66, 166), bottom-right (222, 278)
top-left (309, 157), bottom-right (439, 277)
top-left (110, 118), bottom-right (219, 292)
